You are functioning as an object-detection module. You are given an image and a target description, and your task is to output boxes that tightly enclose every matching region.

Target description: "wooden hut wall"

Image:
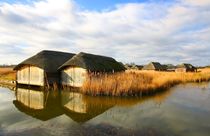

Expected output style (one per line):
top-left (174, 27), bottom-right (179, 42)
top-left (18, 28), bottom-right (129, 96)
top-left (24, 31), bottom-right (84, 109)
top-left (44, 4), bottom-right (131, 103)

top-left (30, 66), bottom-right (44, 86)
top-left (61, 67), bottom-right (87, 87)
top-left (17, 66), bottom-right (44, 86)
top-left (16, 88), bottom-right (44, 109)
top-left (17, 66), bottom-right (29, 84)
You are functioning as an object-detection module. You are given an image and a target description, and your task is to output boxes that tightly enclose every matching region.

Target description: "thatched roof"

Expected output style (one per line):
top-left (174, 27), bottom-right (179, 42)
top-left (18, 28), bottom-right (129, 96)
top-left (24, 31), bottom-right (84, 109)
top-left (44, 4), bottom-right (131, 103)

top-left (176, 63), bottom-right (196, 69)
top-left (14, 50), bottom-right (75, 73)
top-left (59, 52), bottom-right (125, 72)
top-left (142, 62), bottom-right (165, 70)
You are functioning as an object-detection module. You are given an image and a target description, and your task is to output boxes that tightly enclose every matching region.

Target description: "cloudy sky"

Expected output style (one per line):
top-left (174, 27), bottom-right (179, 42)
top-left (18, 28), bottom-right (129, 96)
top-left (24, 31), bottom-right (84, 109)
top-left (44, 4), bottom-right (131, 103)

top-left (0, 0), bottom-right (210, 66)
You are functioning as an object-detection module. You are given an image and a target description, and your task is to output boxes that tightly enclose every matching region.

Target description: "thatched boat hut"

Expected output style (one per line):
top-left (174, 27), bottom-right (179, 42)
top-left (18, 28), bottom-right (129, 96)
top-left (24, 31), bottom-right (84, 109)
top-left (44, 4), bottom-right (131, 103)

top-left (14, 50), bottom-right (75, 87)
top-left (142, 62), bottom-right (166, 71)
top-left (59, 52), bottom-right (125, 87)
top-left (175, 63), bottom-right (197, 72)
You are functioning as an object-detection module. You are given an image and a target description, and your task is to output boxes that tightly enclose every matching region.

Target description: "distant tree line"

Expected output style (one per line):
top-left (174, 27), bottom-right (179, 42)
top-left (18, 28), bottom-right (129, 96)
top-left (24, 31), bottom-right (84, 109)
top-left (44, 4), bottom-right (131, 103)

top-left (0, 64), bottom-right (16, 68)
top-left (196, 65), bottom-right (210, 69)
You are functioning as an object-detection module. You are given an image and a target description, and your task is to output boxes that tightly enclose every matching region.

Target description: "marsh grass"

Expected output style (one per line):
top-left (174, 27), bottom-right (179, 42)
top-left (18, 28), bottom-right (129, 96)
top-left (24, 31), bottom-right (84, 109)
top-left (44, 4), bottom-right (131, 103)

top-left (82, 68), bottom-right (210, 96)
top-left (0, 67), bottom-right (16, 81)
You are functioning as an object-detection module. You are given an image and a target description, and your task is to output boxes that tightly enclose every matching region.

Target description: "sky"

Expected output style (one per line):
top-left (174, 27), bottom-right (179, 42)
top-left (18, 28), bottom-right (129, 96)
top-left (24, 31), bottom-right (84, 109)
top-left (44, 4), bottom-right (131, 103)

top-left (0, 0), bottom-right (210, 66)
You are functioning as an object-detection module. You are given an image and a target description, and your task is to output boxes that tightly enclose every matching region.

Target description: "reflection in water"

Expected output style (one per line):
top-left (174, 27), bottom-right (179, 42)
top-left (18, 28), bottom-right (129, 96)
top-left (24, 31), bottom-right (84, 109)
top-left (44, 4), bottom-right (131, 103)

top-left (13, 87), bottom-right (172, 123)
top-left (16, 88), bottom-right (44, 109)
top-left (62, 92), bottom-right (114, 123)
top-left (0, 83), bottom-right (209, 136)
top-left (62, 92), bottom-right (88, 114)
top-left (13, 88), bottom-right (63, 121)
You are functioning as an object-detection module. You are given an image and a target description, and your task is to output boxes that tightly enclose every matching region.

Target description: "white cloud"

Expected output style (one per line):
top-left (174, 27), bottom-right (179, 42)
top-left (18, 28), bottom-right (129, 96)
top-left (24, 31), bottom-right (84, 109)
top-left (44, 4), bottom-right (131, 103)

top-left (0, 0), bottom-right (210, 66)
top-left (182, 0), bottom-right (210, 6)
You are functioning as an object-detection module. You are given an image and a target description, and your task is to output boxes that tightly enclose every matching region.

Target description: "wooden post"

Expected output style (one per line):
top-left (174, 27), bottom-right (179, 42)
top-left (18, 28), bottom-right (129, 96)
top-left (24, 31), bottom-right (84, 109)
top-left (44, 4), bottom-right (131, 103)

top-left (28, 65), bottom-right (30, 88)
top-left (44, 72), bottom-right (50, 90)
top-left (15, 69), bottom-right (18, 88)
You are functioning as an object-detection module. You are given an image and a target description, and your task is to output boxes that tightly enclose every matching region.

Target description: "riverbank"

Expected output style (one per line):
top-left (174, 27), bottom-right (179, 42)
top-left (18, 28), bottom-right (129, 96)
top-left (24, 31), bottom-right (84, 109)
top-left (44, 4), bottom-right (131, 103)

top-left (81, 68), bottom-right (210, 96)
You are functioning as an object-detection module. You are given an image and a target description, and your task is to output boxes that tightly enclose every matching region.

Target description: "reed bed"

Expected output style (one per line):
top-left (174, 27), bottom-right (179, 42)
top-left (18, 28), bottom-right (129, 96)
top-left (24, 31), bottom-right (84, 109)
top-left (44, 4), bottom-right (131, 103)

top-left (0, 67), bottom-right (16, 81)
top-left (81, 68), bottom-right (210, 96)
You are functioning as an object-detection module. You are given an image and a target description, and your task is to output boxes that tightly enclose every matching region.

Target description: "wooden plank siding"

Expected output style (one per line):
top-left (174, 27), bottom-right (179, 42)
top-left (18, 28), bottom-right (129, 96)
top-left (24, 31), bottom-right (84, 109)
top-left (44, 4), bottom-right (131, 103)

top-left (17, 66), bottom-right (29, 84)
top-left (17, 66), bottom-right (44, 86)
top-left (61, 67), bottom-right (87, 87)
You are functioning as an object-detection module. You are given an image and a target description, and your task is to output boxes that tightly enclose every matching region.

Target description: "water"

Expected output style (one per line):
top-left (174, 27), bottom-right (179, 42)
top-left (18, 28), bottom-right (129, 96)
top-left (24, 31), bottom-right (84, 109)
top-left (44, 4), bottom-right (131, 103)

top-left (0, 83), bottom-right (210, 136)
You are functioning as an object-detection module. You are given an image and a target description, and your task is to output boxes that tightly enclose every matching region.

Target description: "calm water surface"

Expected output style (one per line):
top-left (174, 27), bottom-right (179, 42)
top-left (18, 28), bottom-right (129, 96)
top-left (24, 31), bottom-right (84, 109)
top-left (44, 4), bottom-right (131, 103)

top-left (0, 83), bottom-right (210, 136)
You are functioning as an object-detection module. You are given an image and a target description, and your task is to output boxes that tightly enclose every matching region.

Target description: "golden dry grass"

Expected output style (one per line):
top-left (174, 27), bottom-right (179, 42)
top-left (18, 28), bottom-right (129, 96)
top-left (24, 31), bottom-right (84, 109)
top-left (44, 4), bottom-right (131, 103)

top-left (0, 67), bottom-right (16, 81)
top-left (81, 68), bottom-right (210, 96)
top-left (0, 67), bottom-right (13, 74)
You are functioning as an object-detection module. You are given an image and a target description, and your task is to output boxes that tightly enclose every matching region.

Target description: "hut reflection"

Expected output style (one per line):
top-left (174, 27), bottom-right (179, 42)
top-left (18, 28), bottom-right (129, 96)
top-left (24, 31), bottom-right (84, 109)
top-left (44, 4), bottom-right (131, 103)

top-left (13, 87), bottom-right (63, 121)
top-left (60, 90), bottom-right (172, 123)
top-left (62, 92), bottom-right (87, 114)
top-left (12, 87), bottom-right (172, 123)
top-left (15, 88), bottom-right (44, 109)
top-left (61, 92), bottom-right (114, 123)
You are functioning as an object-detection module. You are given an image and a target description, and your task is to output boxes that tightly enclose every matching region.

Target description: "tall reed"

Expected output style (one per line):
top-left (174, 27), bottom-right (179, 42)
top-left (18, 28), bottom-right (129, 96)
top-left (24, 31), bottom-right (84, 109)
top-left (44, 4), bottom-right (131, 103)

top-left (81, 68), bottom-right (210, 96)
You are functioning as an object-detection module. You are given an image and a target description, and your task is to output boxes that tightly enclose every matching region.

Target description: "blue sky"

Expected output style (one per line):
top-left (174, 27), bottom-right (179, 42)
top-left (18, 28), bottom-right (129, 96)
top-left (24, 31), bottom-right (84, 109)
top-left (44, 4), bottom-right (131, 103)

top-left (0, 0), bottom-right (210, 66)
top-left (0, 0), bottom-right (170, 10)
top-left (75, 0), bottom-right (148, 10)
top-left (0, 0), bottom-right (32, 4)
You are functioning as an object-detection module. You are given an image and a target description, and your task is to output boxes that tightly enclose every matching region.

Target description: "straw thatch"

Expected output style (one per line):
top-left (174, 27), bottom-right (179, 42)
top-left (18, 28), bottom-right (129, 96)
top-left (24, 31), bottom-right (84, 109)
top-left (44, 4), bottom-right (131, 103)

top-left (142, 62), bottom-right (166, 71)
top-left (59, 52), bottom-right (125, 72)
top-left (14, 50), bottom-right (75, 72)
